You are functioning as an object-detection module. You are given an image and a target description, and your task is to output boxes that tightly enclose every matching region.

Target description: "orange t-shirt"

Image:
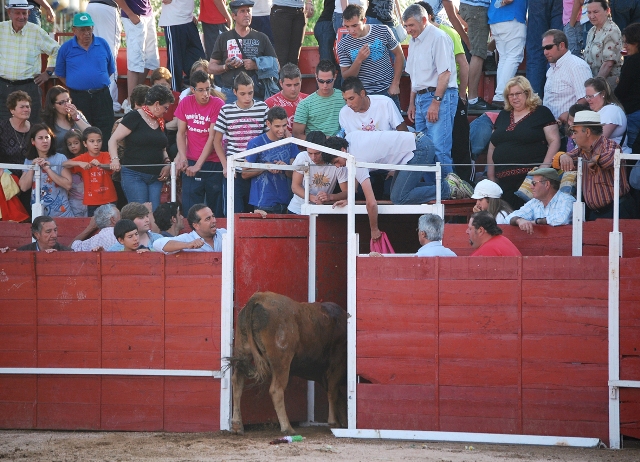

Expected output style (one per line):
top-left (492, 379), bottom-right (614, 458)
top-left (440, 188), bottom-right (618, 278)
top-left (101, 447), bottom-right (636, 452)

top-left (70, 152), bottom-right (117, 206)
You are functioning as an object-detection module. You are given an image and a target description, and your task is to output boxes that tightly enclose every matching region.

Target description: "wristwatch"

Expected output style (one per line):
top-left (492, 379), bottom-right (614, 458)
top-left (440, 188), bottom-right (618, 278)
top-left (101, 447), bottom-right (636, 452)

top-left (46, 70), bottom-right (53, 76)
top-left (433, 95), bottom-right (443, 102)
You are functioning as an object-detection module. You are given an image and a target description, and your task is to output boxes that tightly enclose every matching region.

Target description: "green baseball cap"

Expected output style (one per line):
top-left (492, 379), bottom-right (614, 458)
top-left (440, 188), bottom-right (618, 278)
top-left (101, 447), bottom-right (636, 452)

top-left (73, 13), bottom-right (95, 27)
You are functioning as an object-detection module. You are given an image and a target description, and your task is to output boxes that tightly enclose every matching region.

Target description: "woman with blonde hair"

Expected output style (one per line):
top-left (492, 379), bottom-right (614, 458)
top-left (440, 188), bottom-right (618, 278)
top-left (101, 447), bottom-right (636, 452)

top-left (487, 76), bottom-right (560, 209)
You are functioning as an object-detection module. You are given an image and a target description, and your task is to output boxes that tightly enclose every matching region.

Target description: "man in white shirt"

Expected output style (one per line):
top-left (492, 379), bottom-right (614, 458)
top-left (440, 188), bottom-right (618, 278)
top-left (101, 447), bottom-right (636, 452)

top-left (542, 29), bottom-right (592, 124)
top-left (403, 4), bottom-right (458, 177)
top-left (71, 203), bottom-right (120, 251)
top-left (339, 76), bottom-right (407, 134)
top-left (153, 203), bottom-right (227, 253)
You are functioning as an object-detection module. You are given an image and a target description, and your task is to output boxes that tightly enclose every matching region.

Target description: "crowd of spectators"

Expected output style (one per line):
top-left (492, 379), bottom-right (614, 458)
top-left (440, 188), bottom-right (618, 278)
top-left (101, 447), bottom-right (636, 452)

top-left (1, 0), bottom-right (640, 253)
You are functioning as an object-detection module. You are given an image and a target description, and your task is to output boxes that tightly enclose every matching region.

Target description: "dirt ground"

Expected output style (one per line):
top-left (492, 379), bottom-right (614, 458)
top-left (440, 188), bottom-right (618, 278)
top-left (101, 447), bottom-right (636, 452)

top-left (1, 426), bottom-right (639, 462)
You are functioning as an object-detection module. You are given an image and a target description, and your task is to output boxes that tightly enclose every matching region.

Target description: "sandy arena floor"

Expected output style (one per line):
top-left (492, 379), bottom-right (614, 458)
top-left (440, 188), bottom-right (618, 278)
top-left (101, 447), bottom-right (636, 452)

top-left (1, 426), bottom-right (639, 462)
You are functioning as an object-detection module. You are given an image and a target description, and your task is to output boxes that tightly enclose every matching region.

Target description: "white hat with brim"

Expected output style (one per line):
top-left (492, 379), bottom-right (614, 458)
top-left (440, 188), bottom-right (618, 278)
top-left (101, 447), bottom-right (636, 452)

top-left (471, 179), bottom-right (503, 199)
top-left (572, 110), bottom-right (604, 126)
top-left (5, 0), bottom-right (34, 9)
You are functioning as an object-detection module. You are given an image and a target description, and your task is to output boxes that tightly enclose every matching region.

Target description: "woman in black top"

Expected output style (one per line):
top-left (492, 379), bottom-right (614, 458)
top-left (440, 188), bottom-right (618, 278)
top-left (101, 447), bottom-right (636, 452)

top-left (614, 22), bottom-right (640, 148)
top-left (108, 85), bottom-right (174, 211)
top-left (487, 76), bottom-right (560, 209)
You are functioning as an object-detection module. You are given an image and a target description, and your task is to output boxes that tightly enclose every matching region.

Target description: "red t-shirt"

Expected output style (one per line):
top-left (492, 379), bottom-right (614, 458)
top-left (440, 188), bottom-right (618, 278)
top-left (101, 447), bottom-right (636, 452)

top-left (199, 0), bottom-right (226, 25)
top-left (470, 235), bottom-right (522, 257)
top-left (70, 152), bottom-right (117, 206)
top-left (164, 90), bottom-right (182, 123)
top-left (265, 91), bottom-right (309, 131)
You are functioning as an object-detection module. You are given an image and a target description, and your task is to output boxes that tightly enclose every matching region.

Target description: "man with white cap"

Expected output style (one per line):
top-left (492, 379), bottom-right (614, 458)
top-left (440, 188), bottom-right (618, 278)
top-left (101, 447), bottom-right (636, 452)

top-left (559, 110), bottom-right (636, 220)
top-left (0, 0), bottom-right (59, 123)
top-left (55, 12), bottom-right (116, 151)
top-left (505, 167), bottom-right (576, 234)
top-left (471, 179), bottom-right (513, 224)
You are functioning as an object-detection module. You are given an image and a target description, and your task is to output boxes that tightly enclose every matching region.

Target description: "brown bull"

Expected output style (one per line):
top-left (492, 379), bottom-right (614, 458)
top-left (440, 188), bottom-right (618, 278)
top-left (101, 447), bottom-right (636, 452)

top-left (229, 291), bottom-right (347, 435)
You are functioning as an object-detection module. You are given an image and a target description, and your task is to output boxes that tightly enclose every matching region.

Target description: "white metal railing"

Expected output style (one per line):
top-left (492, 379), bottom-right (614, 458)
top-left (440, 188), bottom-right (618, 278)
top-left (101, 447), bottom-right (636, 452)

top-left (608, 150), bottom-right (640, 449)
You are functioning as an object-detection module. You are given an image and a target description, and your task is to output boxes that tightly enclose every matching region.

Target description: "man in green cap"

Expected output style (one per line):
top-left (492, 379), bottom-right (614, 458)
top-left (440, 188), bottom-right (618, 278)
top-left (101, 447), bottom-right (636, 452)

top-left (55, 12), bottom-right (115, 150)
top-left (505, 167), bottom-right (576, 234)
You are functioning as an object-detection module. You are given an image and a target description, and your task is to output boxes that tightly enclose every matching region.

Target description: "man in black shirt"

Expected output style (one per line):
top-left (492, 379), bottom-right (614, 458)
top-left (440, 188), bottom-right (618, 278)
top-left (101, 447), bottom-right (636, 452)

top-left (208, 0), bottom-right (277, 103)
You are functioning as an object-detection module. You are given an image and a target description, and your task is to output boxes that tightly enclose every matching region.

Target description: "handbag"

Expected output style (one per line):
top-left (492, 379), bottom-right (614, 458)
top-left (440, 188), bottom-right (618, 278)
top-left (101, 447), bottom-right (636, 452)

top-left (370, 232), bottom-right (395, 254)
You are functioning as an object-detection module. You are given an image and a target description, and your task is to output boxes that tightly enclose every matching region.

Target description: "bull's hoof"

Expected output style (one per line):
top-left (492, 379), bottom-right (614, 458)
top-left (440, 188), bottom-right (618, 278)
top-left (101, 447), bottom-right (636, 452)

top-left (281, 426), bottom-right (295, 435)
top-left (231, 420), bottom-right (245, 435)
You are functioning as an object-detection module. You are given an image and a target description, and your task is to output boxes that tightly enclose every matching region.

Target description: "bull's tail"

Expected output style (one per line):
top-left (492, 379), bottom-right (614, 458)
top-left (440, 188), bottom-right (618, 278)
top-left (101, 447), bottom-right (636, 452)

top-left (244, 300), bottom-right (271, 385)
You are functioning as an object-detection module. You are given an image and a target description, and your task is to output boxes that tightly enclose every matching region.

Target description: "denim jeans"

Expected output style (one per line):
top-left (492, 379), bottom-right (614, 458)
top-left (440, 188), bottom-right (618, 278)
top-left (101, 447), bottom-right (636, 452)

top-left (525, 0), bottom-right (563, 97)
top-left (368, 89), bottom-right (402, 112)
top-left (28, 7), bottom-right (41, 26)
top-left (219, 86), bottom-right (237, 104)
top-left (332, 12), bottom-right (343, 33)
top-left (390, 133), bottom-right (451, 203)
top-left (564, 22), bottom-right (584, 57)
top-left (626, 110), bottom-right (640, 148)
top-left (314, 20), bottom-right (336, 62)
top-left (182, 160), bottom-right (224, 217)
top-left (222, 175), bottom-right (252, 214)
top-left (469, 113), bottom-right (494, 160)
top-left (414, 87), bottom-right (457, 177)
top-left (120, 167), bottom-right (163, 211)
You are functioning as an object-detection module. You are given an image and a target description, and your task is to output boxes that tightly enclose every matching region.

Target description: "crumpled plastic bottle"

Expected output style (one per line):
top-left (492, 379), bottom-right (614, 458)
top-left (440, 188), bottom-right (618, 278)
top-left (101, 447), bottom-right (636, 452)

top-left (269, 435), bottom-right (305, 444)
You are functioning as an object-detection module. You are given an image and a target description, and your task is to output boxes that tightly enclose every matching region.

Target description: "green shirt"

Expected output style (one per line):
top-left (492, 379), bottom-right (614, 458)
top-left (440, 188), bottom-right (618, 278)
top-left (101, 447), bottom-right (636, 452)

top-left (440, 24), bottom-right (463, 87)
top-left (293, 89), bottom-right (345, 136)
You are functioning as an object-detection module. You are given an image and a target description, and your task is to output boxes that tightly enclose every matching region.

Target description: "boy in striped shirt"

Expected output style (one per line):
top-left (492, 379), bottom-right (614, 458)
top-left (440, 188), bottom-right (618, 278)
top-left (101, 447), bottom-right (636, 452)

top-left (213, 71), bottom-right (268, 213)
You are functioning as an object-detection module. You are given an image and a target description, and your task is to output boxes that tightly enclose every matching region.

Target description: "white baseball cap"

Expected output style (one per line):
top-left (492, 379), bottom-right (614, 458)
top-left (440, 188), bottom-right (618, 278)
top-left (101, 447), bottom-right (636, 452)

top-left (471, 179), bottom-right (503, 199)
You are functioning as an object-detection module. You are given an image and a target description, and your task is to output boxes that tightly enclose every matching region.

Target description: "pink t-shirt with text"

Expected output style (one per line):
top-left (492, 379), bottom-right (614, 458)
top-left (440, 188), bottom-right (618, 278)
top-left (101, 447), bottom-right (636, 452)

top-left (175, 94), bottom-right (225, 162)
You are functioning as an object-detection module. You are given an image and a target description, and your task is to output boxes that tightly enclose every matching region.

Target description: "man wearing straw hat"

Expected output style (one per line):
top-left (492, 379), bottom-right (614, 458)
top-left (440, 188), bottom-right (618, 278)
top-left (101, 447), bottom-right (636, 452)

top-left (0, 0), bottom-right (59, 123)
top-left (559, 110), bottom-right (636, 220)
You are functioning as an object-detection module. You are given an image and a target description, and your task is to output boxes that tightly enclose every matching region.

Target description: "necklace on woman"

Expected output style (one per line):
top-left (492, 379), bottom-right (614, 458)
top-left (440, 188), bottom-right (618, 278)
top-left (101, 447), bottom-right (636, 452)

top-left (11, 121), bottom-right (28, 150)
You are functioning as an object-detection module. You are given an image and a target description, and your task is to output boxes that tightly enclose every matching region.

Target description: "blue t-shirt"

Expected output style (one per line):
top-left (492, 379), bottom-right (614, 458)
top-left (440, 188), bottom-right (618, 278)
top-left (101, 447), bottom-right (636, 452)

top-left (55, 36), bottom-right (115, 90)
top-left (245, 134), bottom-right (298, 208)
top-left (487, 0), bottom-right (527, 25)
top-left (25, 153), bottom-right (74, 218)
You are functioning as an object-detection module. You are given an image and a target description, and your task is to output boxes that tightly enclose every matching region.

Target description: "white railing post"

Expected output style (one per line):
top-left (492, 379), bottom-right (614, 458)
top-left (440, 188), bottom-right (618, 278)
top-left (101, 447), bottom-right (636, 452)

top-left (572, 158), bottom-right (584, 256)
top-left (220, 232), bottom-right (233, 431)
top-left (170, 162), bottom-right (177, 202)
top-left (32, 164), bottom-right (42, 220)
top-left (346, 153), bottom-right (357, 430)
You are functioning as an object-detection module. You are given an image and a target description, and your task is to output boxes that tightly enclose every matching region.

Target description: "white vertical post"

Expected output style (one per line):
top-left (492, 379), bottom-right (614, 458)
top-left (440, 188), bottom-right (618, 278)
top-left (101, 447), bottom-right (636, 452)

top-left (306, 212), bottom-right (317, 423)
top-left (435, 162), bottom-right (441, 204)
top-left (608, 149), bottom-right (622, 449)
top-left (304, 162), bottom-right (310, 206)
top-left (220, 157), bottom-right (236, 432)
top-left (220, 233), bottom-right (233, 431)
top-left (346, 154), bottom-right (357, 429)
top-left (170, 162), bottom-right (177, 202)
top-left (572, 158), bottom-right (584, 256)
top-left (32, 165), bottom-right (42, 220)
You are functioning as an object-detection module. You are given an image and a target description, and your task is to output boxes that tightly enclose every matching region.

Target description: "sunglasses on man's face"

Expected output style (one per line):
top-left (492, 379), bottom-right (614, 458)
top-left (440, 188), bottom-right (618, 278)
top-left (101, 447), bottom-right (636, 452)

top-left (542, 43), bottom-right (558, 51)
top-left (316, 78), bottom-right (335, 84)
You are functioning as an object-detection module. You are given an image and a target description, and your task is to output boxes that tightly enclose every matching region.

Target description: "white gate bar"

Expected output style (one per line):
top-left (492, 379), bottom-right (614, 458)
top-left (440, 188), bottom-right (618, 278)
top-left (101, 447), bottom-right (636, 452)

top-left (170, 161), bottom-right (177, 202)
top-left (610, 380), bottom-right (640, 388)
top-left (572, 158), bottom-right (584, 256)
top-left (301, 203), bottom-right (443, 215)
top-left (331, 429), bottom-right (601, 447)
top-left (306, 211), bottom-right (317, 424)
top-left (0, 367), bottom-right (221, 377)
top-left (346, 153), bottom-right (357, 430)
top-left (220, 232), bottom-right (233, 431)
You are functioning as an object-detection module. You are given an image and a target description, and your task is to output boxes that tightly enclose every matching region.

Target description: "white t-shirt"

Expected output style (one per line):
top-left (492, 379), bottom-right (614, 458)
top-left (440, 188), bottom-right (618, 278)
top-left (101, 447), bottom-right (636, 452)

top-left (158, 0), bottom-right (194, 26)
top-left (339, 95), bottom-right (404, 134)
top-left (335, 0), bottom-right (368, 14)
top-left (288, 151), bottom-right (349, 214)
top-left (598, 104), bottom-right (631, 153)
top-left (253, 0), bottom-right (272, 16)
top-left (496, 210), bottom-right (509, 225)
top-left (345, 131), bottom-right (416, 184)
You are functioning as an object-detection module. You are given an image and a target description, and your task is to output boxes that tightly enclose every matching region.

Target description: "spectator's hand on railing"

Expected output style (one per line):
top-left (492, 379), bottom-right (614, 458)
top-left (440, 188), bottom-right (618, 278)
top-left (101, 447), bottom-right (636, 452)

top-left (559, 153), bottom-right (575, 172)
top-left (369, 252), bottom-right (383, 257)
top-left (515, 218), bottom-right (535, 235)
top-left (333, 200), bottom-right (347, 208)
top-left (91, 246), bottom-right (104, 252)
top-left (187, 239), bottom-right (205, 250)
top-left (185, 165), bottom-right (200, 177)
top-left (43, 248), bottom-right (58, 253)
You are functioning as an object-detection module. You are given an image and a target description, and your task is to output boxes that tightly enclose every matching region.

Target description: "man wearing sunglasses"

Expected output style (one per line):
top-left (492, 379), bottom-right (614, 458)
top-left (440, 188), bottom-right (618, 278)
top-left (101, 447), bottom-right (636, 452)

top-left (541, 29), bottom-right (592, 125)
top-left (505, 167), bottom-right (575, 234)
top-left (293, 59), bottom-right (345, 139)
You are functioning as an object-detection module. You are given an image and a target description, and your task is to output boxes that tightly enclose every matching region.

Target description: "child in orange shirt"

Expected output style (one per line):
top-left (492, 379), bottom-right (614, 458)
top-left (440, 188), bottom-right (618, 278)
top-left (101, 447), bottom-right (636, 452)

top-left (62, 127), bottom-right (117, 217)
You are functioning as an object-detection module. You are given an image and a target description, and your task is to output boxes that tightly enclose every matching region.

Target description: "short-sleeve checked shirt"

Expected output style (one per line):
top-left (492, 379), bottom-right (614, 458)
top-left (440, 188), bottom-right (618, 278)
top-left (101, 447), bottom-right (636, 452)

top-left (505, 191), bottom-right (576, 226)
top-left (0, 21), bottom-right (59, 80)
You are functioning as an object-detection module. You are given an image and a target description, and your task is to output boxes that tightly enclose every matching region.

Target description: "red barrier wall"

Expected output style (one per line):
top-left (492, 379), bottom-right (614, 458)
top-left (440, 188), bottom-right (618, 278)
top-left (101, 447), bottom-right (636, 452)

top-left (0, 252), bottom-right (222, 432)
top-left (355, 256), bottom-right (640, 445)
